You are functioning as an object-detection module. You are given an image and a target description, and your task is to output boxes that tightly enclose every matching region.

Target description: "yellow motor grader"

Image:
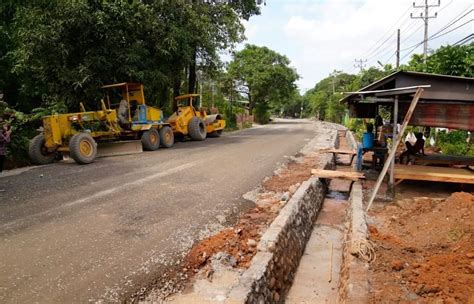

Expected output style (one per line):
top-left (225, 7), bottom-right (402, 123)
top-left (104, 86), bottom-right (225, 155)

top-left (28, 83), bottom-right (174, 165)
top-left (166, 94), bottom-right (225, 141)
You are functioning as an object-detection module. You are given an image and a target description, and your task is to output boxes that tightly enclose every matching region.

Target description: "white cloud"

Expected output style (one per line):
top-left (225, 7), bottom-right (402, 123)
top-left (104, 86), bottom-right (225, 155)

top-left (243, 0), bottom-right (473, 90)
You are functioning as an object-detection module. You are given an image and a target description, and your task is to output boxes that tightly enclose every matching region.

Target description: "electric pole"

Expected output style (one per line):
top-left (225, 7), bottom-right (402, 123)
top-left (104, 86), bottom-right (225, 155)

top-left (354, 59), bottom-right (367, 73)
top-left (410, 0), bottom-right (440, 63)
top-left (396, 28), bottom-right (401, 69)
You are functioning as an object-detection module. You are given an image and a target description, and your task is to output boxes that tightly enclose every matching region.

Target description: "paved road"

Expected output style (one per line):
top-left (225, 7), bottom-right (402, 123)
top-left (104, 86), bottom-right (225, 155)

top-left (0, 119), bottom-right (319, 303)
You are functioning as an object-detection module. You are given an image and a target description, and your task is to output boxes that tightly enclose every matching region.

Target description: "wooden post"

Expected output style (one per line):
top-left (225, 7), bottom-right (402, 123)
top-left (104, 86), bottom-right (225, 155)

top-left (366, 88), bottom-right (424, 211)
top-left (388, 96), bottom-right (399, 194)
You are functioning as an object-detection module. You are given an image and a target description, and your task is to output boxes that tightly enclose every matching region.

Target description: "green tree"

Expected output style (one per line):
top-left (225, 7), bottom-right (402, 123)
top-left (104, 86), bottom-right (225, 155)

top-left (227, 44), bottom-right (299, 123)
top-left (0, 0), bottom-right (261, 166)
top-left (305, 71), bottom-right (358, 123)
top-left (2, 1), bottom-right (259, 113)
top-left (404, 43), bottom-right (473, 77)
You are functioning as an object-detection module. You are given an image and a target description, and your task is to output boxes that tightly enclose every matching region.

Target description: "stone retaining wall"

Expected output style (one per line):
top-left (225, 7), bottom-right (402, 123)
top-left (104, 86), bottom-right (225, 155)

top-left (225, 136), bottom-right (338, 303)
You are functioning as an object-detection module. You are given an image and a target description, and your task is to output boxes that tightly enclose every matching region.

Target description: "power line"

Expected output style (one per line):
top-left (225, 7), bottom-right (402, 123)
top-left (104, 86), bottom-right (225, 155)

top-left (359, 3), bottom-right (414, 59)
top-left (431, 8), bottom-right (473, 38)
top-left (401, 7), bottom-right (473, 52)
top-left (431, 19), bottom-right (473, 40)
top-left (400, 18), bottom-right (473, 61)
top-left (453, 33), bottom-right (474, 46)
top-left (399, 0), bottom-right (453, 45)
top-left (367, 0), bottom-right (445, 68)
top-left (410, 0), bottom-right (441, 63)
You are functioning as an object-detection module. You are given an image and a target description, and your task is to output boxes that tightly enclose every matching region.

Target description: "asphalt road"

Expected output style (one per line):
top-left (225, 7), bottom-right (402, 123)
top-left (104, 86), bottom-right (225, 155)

top-left (0, 119), bottom-right (319, 303)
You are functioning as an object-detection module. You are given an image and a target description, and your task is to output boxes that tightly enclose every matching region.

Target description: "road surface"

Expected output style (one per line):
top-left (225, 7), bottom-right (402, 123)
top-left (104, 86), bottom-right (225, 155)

top-left (0, 119), bottom-right (319, 303)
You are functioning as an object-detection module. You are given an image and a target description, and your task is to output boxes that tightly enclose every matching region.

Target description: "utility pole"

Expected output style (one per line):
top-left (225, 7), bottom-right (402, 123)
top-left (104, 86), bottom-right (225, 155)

top-left (396, 28), bottom-right (401, 69)
top-left (411, 0), bottom-right (440, 63)
top-left (354, 59), bottom-right (367, 73)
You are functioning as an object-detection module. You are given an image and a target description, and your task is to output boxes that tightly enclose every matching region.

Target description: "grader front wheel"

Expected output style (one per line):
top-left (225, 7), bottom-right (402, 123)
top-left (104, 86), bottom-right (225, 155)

top-left (28, 134), bottom-right (56, 165)
top-left (69, 133), bottom-right (97, 164)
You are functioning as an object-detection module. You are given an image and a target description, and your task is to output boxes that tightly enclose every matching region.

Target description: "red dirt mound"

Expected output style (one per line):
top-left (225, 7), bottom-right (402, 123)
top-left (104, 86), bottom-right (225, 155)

top-left (368, 192), bottom-right (474, 303)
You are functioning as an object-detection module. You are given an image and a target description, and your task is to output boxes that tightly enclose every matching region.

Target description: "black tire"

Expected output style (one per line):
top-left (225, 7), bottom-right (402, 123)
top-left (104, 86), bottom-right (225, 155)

top-left (159, 126), bottom-right (174, 148)
top-left (208, 130), bottom-right (223, 138)
top-left (188, 117), bottom-right (207, 141)
top-left (28, 134), bottom-right (56, 165)
top-left (69, 133), bottom-right (97, 164)
top-left (141, 128), bottom-right (160, 151)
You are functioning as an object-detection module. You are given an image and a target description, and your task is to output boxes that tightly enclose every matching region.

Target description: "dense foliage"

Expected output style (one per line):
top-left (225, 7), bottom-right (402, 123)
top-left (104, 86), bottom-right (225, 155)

top-left (1, 1), bottom-right (260, 113)
top-left (404, 43), bottom-right (473, 77)
top-left (226, 44), bottom-right (299, 123)
top-left (302, 67), bottom-right (393, 124)
top-left (305, 42), bottom-right (473, 156)
top-left (0, 0), bottom-right (261, 166)
top-left (304, 42), bottom-right (473, 126)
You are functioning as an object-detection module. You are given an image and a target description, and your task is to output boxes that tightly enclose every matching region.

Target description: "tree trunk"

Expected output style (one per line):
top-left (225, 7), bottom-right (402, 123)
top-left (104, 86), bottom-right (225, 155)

top-left (188, 47), bottom-right (197, 94)
top-left (248, 93), bottom-right (254, 114)
top-left (172, 74), bottom-right (181, 112)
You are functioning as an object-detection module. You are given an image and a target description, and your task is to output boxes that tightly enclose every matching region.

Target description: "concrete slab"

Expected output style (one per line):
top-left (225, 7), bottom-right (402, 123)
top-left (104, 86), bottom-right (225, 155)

top-left (286, 178), bottom-right (350, 304)
top-left (285, 225), bottom-right (344, 304)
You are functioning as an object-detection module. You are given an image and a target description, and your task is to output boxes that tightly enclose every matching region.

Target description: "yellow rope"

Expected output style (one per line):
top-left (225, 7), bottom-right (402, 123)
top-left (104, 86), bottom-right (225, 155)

top-left (351, 238), bottom-right (376, 263)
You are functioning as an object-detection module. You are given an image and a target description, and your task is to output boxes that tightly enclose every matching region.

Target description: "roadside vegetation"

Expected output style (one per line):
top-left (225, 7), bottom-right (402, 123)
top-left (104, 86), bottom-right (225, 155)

top-left (0, 1), bottom-right (472, 166)
top-left (0, 1), bottom-right (300, 167)
top-left (303, 42), bottom-right (473, 155)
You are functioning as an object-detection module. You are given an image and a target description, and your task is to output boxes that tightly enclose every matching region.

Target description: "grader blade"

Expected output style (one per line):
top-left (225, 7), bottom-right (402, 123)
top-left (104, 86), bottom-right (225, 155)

top-left (97, 140), bottom-right (143, 158)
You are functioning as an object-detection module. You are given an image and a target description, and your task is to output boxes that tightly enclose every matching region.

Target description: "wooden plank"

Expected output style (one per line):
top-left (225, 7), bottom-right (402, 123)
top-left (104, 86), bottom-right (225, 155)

top-left (318, 148), bottom-right (357, 155)
top-left (412, 154), bottom-right (474, 166)
top-left (311, 169), bottom-right (365, 181)
top-left (394, 164), bottom-right (474, 184)
top-left (367, 88), bottom-right (424, 211)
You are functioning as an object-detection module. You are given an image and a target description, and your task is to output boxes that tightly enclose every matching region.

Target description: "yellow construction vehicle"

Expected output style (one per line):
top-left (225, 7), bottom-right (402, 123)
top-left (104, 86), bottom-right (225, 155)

top-left (166, 94), bottom-right (225, 140)
top-left (28, 83), bottom-right (174, 165)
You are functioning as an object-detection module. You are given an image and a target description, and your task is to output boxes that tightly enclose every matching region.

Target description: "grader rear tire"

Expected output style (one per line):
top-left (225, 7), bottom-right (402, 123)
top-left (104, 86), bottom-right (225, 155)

top-left (188, 117), bottom-right (207, 141)
top-left (141, 128), bottom-right (160, 151)
top-left (28, 134), bottom-right (56, 165)
top-left (69, 133), bottom-right (97, 164)
top-left (159, 126), bottom-right (174, 148)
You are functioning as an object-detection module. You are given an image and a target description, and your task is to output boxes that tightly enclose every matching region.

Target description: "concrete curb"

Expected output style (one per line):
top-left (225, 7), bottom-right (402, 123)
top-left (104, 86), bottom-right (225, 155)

top-left (338, 181), bottom-right (370, 303)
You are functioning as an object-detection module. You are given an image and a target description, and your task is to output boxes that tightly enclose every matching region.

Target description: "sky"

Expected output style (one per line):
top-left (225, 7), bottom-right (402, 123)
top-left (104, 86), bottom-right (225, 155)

top-left (231, 0), bottom-right (473, 92)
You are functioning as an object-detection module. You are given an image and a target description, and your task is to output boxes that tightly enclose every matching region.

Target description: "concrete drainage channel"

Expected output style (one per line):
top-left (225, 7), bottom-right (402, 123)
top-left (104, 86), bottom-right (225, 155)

top-left (161, 124), bottom-right (371, 304)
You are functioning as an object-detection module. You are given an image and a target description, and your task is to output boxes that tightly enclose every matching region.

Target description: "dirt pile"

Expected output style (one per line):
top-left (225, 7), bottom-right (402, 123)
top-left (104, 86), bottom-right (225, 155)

top-left (183, 155), bottom-right (319, 275)
top-left (368, 192), bottom-right (474, 303)
top-left (184, 205), bottom-right (276, 270)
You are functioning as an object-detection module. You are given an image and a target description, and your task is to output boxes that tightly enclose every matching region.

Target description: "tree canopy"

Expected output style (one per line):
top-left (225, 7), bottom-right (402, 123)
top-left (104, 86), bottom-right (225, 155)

top-left (0, 1), bottom-right (260, 113)
top-left (227, 44), bottom-right (299, 123)
top-left (403, 43), bottom-right (473, 77)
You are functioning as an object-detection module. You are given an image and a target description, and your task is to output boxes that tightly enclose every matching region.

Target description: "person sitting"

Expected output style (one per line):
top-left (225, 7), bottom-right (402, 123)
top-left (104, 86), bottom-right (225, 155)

top-left (117, 99), bottom-right (130, 129)
top-left (399, 132), bottom-right (425, 164)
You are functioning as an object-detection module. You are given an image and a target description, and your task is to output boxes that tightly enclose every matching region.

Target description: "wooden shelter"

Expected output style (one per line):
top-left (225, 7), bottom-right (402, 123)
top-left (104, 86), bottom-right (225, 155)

top-left (341, 71), bottom-right (474, 209)
top-left (341, 71), bottom-right (474, 131)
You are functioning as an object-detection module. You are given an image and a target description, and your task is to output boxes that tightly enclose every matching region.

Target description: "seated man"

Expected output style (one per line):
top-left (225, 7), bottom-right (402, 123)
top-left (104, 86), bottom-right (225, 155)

top-left (117, 99), bottom-right (130, 129)
top-left (399, 132), bottom-right (425, 164)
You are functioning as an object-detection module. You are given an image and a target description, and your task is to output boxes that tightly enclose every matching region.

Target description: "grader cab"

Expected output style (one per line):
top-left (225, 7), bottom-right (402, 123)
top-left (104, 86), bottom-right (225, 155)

top-left (28, 83), bottom-right (174, 165)
top-left (166, 94), bottom-right (226, 141)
